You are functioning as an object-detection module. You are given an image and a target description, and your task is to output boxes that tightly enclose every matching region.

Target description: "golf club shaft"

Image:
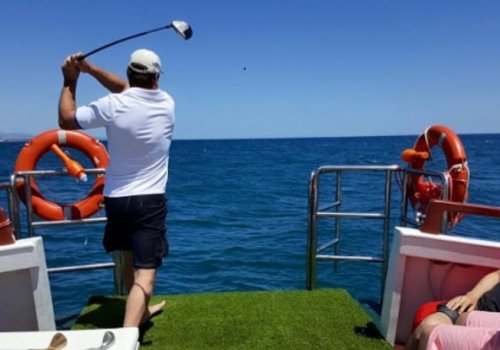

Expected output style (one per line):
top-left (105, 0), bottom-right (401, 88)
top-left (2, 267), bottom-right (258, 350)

top-left (81, 24), bottom-right (172, 60)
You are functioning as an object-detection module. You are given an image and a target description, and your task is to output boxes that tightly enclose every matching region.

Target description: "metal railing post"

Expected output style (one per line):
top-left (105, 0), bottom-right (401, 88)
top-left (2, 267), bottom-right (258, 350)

top-left (112, 251), bottom-right (128, 295)
top-left (334, 171), bottom-right (341, 273)
top-left (8, 176), bottom-right (21, 239)
top-left (380, 168), bottom-right (394, 301)
top-left (306, 170), bottom-right (319, 290)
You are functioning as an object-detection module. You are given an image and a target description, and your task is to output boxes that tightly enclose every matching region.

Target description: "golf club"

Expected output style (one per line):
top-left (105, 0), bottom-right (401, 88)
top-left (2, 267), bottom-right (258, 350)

top-left (80, 20), bottom-right (192, 60)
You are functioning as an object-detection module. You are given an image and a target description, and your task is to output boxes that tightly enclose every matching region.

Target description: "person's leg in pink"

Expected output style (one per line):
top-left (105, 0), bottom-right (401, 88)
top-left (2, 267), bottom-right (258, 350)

top-left (424, 311), bottom-right (500, 350)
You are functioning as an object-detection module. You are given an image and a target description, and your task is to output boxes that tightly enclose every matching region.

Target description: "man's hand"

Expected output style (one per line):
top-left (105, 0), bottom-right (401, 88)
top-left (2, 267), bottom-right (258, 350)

top-left (74, 53), bottom-right (93, 74)
top-left (61, 53), bottom-right (81, 82)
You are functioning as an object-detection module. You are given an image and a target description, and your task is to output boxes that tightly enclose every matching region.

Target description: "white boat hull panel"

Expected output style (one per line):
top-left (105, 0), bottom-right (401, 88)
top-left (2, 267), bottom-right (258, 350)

top-left (0, 237), bottom-right (55, 331)
top-left (380, 227), bottom-right (500, 345)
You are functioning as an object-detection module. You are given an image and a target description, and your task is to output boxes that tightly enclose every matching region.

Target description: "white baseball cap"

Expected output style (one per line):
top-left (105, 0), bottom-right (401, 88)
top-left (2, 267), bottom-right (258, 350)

top-left (128, 49), bottom-right (162, 74)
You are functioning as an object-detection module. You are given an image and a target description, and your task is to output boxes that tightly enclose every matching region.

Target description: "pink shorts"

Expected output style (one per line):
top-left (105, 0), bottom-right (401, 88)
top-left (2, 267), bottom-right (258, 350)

top-left (426, 311), bottom-right (500, 350)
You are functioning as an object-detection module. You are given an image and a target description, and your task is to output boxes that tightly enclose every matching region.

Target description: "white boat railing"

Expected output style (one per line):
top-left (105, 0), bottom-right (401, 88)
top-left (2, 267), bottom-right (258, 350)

top-left (0, 170), bottom-right (125, 295)
top-left (306, 164), bottom-right (450, 304)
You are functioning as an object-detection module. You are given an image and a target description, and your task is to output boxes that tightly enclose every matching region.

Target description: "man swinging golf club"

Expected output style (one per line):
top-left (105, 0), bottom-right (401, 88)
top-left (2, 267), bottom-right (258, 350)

top-left (59, 49), bottom-right (174, 327)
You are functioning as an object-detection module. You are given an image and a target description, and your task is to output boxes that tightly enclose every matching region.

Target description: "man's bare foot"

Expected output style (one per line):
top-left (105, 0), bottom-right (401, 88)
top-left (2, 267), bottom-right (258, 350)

top-left (141, 300), bottom-right (166, 325)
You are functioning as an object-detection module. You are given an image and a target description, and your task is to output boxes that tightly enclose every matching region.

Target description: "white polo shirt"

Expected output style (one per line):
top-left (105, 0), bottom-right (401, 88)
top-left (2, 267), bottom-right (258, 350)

top-left (75, 87), bottom-right (175, 197)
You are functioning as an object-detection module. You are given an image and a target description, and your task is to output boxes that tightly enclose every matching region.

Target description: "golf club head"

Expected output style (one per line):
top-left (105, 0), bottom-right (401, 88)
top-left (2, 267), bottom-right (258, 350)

top-left (171, 20), bottom-right (193, 40)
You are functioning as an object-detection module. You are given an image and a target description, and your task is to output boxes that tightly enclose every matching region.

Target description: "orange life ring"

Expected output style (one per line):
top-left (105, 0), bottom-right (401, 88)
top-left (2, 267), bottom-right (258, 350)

top-left (14, 129), bottom-right (109, 221)
top-left (404, 125), bottom-right (469, 229)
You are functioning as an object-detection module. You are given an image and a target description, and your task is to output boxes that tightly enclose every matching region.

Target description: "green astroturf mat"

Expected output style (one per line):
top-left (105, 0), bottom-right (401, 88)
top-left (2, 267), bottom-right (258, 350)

top-left (73, 289), bottom-right (391, 350)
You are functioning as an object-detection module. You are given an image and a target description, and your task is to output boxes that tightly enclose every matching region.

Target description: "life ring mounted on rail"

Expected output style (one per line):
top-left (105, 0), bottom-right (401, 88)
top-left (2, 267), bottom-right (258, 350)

top-left (14, 129), bottom-right (109, 221)
top-left (401, 125), bottom-right (469, 230)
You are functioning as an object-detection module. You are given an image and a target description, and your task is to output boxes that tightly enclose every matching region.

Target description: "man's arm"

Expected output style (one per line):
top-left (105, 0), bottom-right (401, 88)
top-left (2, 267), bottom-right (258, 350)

top-left (58, 53), bottom-right (129, 130)
top-left (58, 55), bottom-right (80, 130)
top-left (78, 55), bottom-right (129, 93)
top-left (446, 269), bottom-right (500, 313)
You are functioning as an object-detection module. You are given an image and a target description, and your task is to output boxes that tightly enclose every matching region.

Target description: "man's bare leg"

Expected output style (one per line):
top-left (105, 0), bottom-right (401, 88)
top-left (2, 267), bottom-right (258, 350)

top-left (123, 268), bottom-right (156, 327)
top-left (121, 264), bottom-right (166, 327)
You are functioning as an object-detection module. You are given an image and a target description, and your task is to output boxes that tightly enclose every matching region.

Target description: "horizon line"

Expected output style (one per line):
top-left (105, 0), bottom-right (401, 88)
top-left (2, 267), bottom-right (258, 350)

top-left (2, 131), bottom-right (500, 143)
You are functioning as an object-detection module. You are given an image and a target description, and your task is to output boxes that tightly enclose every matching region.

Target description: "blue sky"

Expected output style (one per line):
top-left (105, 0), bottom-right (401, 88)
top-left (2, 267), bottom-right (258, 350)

top-left (1, 1), bottom-right (499, 139)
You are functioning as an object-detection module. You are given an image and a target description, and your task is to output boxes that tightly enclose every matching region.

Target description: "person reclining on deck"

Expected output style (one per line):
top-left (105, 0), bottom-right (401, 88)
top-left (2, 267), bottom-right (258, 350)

top-left (405, 269), bottom-right (500, 350)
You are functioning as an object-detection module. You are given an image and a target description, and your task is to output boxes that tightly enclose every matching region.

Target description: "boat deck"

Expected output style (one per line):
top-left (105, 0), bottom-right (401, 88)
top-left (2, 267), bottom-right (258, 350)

top-left (72, 289), bottom-right (391, 349)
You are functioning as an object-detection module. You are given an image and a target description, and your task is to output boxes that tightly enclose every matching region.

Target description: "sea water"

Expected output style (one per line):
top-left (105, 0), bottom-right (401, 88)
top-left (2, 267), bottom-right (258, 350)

top-left (1, 134), bottom-right (499, 326)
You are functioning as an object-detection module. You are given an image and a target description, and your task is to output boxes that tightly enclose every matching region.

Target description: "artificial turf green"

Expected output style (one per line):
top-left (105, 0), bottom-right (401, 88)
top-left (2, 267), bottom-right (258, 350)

top-left (73, 289), bottom-right (391, 350)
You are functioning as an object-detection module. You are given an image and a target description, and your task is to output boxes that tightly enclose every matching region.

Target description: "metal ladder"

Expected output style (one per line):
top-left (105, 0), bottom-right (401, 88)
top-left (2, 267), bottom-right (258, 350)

top-left (306, 164), bottom-right (449, 302)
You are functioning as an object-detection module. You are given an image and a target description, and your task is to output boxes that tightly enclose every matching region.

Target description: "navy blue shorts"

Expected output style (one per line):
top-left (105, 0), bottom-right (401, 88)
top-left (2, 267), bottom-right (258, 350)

top-left (103, 194), bottom-right (168, 269)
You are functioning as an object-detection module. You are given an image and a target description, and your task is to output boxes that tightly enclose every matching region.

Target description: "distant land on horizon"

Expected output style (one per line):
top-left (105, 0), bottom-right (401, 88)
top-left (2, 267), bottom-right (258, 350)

top-left (0, 130), bottom-right (499, 142)
top-left (0, 131), bottom-right (33, 141)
